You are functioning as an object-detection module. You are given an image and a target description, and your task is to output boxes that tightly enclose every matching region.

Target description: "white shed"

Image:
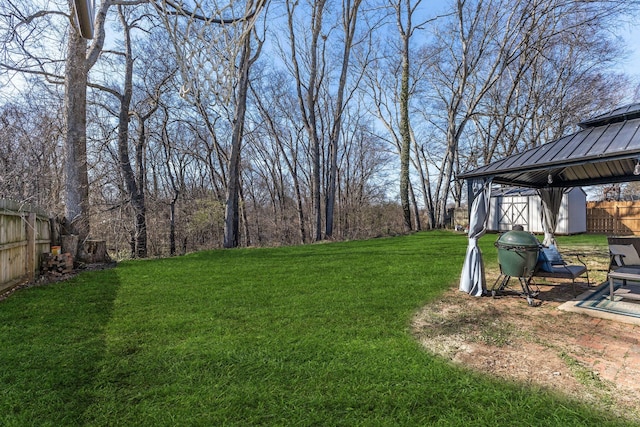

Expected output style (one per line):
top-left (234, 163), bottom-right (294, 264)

top-left (487, 186), bottom-right (586, 234)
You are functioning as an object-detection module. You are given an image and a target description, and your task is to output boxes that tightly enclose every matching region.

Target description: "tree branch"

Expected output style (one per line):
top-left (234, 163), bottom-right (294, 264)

top-left (19, 10), bottom-right (69, 25)
top-left (0, 61), bottom-right (64, 84)
top-left (87, 81), bottom-right (123, 99)
top-left (153, 0), bottom-right (261, 23)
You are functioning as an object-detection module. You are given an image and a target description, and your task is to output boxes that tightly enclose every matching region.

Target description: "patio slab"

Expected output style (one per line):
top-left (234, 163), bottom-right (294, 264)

top-left (559, 281), bottom-right (640, 326)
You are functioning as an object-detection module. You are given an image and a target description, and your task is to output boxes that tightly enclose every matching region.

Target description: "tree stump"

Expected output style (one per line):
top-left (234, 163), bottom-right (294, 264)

top-left (61, 234), bottom-right (79, 259)
top-left (81, 240), bottom-right (111, 263)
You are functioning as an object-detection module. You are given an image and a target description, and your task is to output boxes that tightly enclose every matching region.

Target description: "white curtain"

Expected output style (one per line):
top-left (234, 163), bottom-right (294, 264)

top-left (538, 187), bottom-right (565, 247)
top-left (460, 177), bottom-right (493, 296)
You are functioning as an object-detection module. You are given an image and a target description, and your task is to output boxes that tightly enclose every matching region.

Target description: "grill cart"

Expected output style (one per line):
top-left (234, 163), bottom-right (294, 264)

top-left (492, 231), bottom-right (541, 306)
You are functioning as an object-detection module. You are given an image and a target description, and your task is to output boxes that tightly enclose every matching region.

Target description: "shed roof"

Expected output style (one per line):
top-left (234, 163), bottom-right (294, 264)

top-left (458, 104), bottom-right (640, 188)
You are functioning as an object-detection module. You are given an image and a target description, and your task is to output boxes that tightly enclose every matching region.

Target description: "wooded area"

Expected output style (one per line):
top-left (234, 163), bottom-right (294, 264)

top-left (1, 0), bottom-right (639, 258)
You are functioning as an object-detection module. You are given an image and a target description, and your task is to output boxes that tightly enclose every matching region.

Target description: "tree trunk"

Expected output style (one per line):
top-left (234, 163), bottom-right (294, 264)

top-left (399, 43), bottom-right (412, 232)
top-left (415, 141), bottom-right (434, 229)
top-left (287, 0), bottom-right (326, 242)
top-left (435, 124), bottom-right (458, 228)
top-left (62, 0), bottom-right (111, 259)
top-left (169, 194), bottom-right (177, 256)
top-left (325, 0), bottom-right (361, 238)
top-left (133, 198), bottom-right (147, 257)
top-left (409, 180), bottom-right (421, 231)
top-left (64, 22), bottom-right (90, 247)
top-left (397, 0), bottom-right (413, 232)
top-left (325, 138), bottom-right (338, 238)
top-left (293, 171), bottom-right (307, 244)
top-left (224, 33), bottom-right (253, 248)
top-left (133, 118), bottom-right (149, 258)
top-left (240, 182), bottom-right (251, 247)
top-left (116, 7), bottom-right (146, 257)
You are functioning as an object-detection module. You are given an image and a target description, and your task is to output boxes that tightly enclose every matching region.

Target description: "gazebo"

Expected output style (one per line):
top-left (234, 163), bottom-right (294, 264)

top-left (457, 103), bottom-right (640, 296)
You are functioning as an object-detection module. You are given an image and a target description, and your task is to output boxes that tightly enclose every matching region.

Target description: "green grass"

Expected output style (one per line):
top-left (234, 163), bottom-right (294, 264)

top-left (0, 231), bottom-right (631, 426)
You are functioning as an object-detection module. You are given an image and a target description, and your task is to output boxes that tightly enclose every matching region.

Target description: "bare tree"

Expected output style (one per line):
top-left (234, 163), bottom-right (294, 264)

top-left (391, 0), bottom-right (419, 232)
top-left (361, 0), bottom-right (444, 232)
top-left (249, 70), bottom-right (308, 244)
top-left (2, 0), bottom-right (639, 254)
top-left (335, 108), bottom-right (392, 238)
top-left (224, 1), bottom-right (265, 247)
top-left (0, 93), bottom-right (65, 212)
top-left (64, 0), bottom-right (112, 252)
top-left (155, 0), bottom-right (266, 248)
top-left (425, 0), bottom-right (633, 226)
top-left (324, 0), bottom-right (364, 238)
top-left (464, 0), bottom-right (629, 166)
top-left (114, 5), bottom-right (146, 257)
top-left (0, 0), bottom-right (119, 257)
top-left (156, 102), bottom-right (188, 255)
top-left (88, 5), bottom-right (172, 257)
top-left (284, 0), bottom-right (327, 242)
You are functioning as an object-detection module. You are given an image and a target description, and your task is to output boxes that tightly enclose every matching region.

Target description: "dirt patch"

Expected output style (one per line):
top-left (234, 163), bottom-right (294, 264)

top-left (413, 276), bottom-right (640, 422)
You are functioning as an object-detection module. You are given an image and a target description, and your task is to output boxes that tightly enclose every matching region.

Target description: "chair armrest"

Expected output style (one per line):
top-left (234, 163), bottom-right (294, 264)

top-left (609, 246), bottom-right (628, 256)
top-left (561, 252), bottom-right (588, 269)
top-left (608, 248), bottom-right (627, 267)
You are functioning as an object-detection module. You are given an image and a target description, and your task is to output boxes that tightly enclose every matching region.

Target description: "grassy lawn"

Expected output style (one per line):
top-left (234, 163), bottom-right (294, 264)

top-left (0, 231), bottom-right (629, 426)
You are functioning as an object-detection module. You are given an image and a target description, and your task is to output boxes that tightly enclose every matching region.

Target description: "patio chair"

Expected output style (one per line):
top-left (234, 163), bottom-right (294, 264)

top-left (607, 236), bottom-right (640, 272)
top-left (533, 245), bottom-right (589, 296)
top-left (606, 236), bottom-right (640, 298)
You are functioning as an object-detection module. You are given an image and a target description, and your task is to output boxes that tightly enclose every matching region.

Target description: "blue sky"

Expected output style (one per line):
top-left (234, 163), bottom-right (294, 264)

top-left (617, 24), bottom-right (640, 80)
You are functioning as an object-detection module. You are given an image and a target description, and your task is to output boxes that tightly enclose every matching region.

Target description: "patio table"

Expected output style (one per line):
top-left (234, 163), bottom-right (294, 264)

top-left (608, 267), bottom-right (640, 301)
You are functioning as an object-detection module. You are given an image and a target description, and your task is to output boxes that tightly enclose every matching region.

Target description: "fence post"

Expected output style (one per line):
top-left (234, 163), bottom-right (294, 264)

top-left (25, 212), bottom-right (36, 281)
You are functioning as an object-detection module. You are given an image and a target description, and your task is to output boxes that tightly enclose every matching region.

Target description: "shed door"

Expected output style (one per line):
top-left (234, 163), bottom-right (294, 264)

top-left (498, 197), bottom-right (529, 231)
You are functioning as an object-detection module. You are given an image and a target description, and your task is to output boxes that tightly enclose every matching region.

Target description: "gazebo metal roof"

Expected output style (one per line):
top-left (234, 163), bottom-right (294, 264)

top-left (458, 103), bottom-right (640, 188)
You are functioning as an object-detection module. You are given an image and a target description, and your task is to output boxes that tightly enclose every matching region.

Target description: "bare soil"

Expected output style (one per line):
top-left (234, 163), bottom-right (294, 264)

top-left (412, 265), bottom-right (640, 422)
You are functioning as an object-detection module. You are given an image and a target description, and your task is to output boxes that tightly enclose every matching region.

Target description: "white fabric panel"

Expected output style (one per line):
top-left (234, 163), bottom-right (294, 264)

top-left (460, 177), bottom-right (493, 296)
top-left (538, 188), bottom-right (565, 247)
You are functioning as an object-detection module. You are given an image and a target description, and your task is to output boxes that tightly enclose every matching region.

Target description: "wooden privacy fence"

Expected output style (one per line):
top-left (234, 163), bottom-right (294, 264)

top-left (587, 201), bottom-right (640, 235)
top-left (0, 199), bottom-right (51, 291)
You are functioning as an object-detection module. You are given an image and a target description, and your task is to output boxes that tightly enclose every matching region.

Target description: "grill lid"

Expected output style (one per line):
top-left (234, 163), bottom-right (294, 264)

top-left (495, 231), bottom-right (539, 250)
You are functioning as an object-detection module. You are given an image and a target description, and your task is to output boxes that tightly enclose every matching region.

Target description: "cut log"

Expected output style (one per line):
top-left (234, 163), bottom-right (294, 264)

top-left (40, 252), bottom-right (74, 276)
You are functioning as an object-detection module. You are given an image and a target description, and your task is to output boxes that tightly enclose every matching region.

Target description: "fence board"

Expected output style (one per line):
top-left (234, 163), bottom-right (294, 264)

top-left (587, 201), bottom-right (640, 235)
top-left (0, 200), bottom-right (51, 290)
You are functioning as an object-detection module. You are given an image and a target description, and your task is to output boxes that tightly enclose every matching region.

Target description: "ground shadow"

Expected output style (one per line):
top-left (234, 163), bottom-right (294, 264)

top-left (0, 266), bottom-right (121, 425)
